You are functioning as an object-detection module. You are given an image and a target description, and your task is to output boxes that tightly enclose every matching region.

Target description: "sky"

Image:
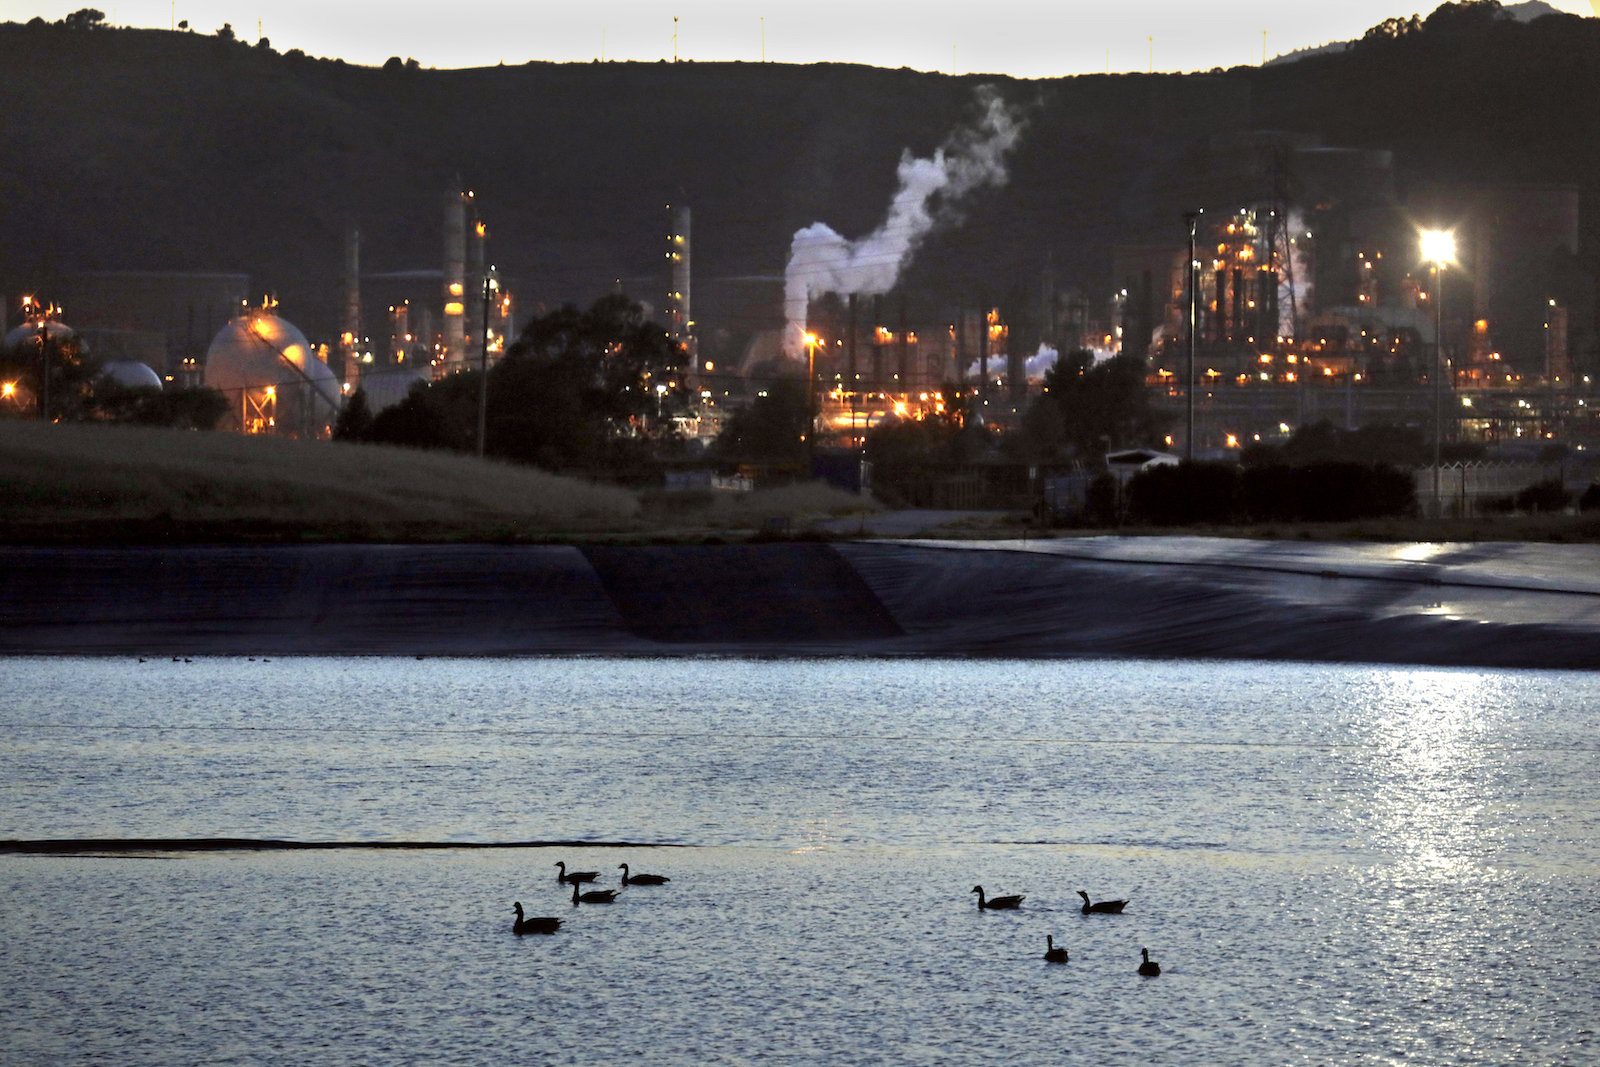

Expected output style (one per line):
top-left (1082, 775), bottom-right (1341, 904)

top-left (1, 0), bottom-right (1593, 78)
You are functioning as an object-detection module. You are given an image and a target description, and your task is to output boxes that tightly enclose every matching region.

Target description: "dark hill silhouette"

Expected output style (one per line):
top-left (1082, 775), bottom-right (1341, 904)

top-left (1, 8), bottom-right (1596, 350)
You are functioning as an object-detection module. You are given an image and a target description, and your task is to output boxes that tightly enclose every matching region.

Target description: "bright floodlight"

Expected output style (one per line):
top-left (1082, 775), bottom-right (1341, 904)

top-left (1420, 229), bottom-right (1456, 264)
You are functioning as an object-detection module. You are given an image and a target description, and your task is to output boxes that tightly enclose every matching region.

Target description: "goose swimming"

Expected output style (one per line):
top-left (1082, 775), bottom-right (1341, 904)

top-left (511, 902), bottom-right (562, 935)
top-left (1077, 891), bottom-right (1128, 914)
top-left (1138, 948), bottom-right (1161, 977)
top-left (572, 882), bottom-right (619, 905)
top-left (555, 861), bottom-right (600, 884)
top-left (1043, 935), bottom-right (1069, 963)
top-left (618, 863), bottom-right (669, 886)
top-left (971, 885), bottom-right (1025, 910)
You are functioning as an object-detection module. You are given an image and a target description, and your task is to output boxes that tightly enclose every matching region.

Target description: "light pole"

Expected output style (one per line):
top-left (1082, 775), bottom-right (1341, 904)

top-left (805, 332), bottom-right (818, 467)
top-left (1420, 229), bottom-right (1456, 516)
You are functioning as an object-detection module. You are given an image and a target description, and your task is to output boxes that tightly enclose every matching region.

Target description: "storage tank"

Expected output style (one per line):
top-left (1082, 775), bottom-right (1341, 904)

top-left (204, 309), bottom-right (340, 436)
top-left (95, 359), bottom-right (164, 390)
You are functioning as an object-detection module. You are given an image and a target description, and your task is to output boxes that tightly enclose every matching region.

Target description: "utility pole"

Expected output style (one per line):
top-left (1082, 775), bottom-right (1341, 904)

top-left (673, 16), bottom-right (679, 62)
top-left (1148, 36), bottom-right (1153, 73)
top-left (1184, 210), bottom-right (1202, 463)
top-left (477, 275), bottom-right (491, 458)
top-left (1262, 30), bottom-right (1267, 65)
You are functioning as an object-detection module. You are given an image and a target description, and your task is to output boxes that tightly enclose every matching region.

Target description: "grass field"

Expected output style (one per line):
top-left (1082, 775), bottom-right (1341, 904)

top-left (0, 421), bottom-right (881, 543)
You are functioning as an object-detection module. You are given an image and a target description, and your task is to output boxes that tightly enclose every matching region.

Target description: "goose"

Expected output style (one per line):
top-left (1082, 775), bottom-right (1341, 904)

top-left (1043, 935), bottom-right (1069, 963)
top-left (1077, 891), bottom-right (1128, 915)
top-left (618, 863), bottom-right (670, 886)
top-left (1138, 948), bottom-right (1161, 977)
top-left (511, 902), bottom-right (562, 935)
top-left (555, 861), bottom-right (600, 884)
top-left (971, 885), bottom-right (1025, 910)
top-left (572, 882), bottom-right (619, 905)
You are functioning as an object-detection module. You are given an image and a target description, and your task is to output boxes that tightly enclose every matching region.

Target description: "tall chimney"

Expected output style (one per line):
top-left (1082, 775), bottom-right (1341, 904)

top-left (846, 293), bottom-right (858, 389)
top-left (978, 306), bottom-right (990, 395)
top-left (897, 296), bottom-right (909, 390)
top-left (468, 215), bottom-right (487, 355)
top-left (342, 223), bottom-right (361, 392)
top-left (666, 204), bottom-right (694, 382)
top-left (442, 187), bottom-right (468, 373)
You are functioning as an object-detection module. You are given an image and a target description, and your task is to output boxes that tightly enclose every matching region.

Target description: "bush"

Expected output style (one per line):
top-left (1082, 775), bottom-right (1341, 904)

top-left (1580, 483), bottom-right (1600, 512)
top-left (1129, 460), bottom-right (1416, 526)
top-left (1241, 462), bottom-right (1415, 522)
top-left (1514, 478), bottom-right (1572, 514)
top-left (1127, 462), bottom-right (1239, 525)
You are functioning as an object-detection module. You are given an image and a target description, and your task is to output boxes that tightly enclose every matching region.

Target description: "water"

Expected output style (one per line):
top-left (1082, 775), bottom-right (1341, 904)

top-left (3, 657), bottom-right (1598, 1065)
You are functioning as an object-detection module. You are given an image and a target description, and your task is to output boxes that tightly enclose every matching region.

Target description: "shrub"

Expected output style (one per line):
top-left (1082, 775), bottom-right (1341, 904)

top-left (1127, 462), bottom-right (1239, 525)
top-left (1514, 478), bottom-right (1571, 514)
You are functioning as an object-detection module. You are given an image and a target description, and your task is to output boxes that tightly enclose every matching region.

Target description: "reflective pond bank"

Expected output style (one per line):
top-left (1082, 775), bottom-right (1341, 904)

top-left (3, 658), bottom-right (1597, 1065)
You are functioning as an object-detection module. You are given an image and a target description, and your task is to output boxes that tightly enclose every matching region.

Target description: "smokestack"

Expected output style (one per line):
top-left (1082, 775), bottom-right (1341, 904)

top-left (897, 296), bottom-right (909, 390)
top-left (1007, 316), bottom-right (1025, 401)
top-left (1232, 267), bottom-right (1243, 344)
top-left (1213, 266), bottom-right (1226, 345)
top-left (666, 204), bottom-right (694, 384)
top-left (872, 296), bottom-right (885, 386)
top-left (442, 187), bottom-right (468, 373)
top-left (666, 205), bottom-right (692, 340)
top-left (342, 223), bottom-right (361, 392)
top-left (468, 215), bottom-right (487, 354)
top-left (847, 293), bottom-right (858, 389)
top-left (954, 305), bottom-right (966, 387)
top-left (978, 306), bottom-right (990, 394)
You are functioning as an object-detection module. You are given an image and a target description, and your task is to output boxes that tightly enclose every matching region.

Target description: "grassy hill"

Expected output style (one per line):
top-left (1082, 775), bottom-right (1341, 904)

top-left (2, 10), bottom-right (1597, 352)
top-left (0, 421), bottom-right (880, 542)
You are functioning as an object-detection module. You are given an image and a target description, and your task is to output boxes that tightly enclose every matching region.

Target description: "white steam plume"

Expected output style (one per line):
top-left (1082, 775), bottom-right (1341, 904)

top-left (783, 85), bottom-right (1024, 357)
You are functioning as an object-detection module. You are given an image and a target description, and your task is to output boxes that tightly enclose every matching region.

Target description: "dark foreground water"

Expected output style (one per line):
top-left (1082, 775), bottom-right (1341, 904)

top-left (3, 658), bottom-right (1597, 1065)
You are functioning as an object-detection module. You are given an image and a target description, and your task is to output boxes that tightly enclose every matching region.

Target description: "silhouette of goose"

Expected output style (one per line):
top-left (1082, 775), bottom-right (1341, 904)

top-left (512, 902), bottom-right (562, 935)
top-left (971, 885), bottom-right (1025, 910)
top-left (572, 882), bottom-right (619, 905)
top-left (1077, 891), bottom-right (1128, 914)
top-left (619, 863), bottom-right (669, 886)
top-left (1043, 935), bottom-right (1069, 963)
top-left (1138, 948), bottom-right (1161, 977)
top-left (555, 861), bottom-right (600, 884)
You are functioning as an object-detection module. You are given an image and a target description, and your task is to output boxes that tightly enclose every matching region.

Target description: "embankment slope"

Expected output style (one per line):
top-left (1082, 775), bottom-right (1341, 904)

top-left (4, 538), bottom-right (1598, 667)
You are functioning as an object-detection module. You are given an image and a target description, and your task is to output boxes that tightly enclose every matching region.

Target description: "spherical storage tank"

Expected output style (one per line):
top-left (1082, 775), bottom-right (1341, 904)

top-left (96, 360), bottom-right (164, 390)
top-left (2, 319), bottom-right (79, 358)
top-left (204, 310), bottom-right (340, 436)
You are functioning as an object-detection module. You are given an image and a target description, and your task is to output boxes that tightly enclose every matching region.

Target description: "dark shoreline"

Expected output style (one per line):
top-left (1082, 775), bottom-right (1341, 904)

top-left (0, 838), bottom-right (690, 855)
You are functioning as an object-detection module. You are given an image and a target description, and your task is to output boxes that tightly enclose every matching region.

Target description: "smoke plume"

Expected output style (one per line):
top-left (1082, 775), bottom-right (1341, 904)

top-left (783, 86), bottom-right (1024, 356)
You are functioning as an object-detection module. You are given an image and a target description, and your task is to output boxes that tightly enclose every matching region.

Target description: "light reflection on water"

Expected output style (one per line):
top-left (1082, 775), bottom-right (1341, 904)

top-left (2, 657), bottom-right (1598, 1065)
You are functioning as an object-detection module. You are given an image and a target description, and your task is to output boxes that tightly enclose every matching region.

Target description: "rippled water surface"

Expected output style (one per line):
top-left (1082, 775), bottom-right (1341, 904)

top-left (3, 657), bottom-right (1598, 1065)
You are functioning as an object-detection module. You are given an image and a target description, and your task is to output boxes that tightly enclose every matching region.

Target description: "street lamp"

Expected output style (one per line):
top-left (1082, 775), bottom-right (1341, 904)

top-left (1420, 228), bottom-right (1456, 515)
top-left (804, 332), bottom-right (819, 464)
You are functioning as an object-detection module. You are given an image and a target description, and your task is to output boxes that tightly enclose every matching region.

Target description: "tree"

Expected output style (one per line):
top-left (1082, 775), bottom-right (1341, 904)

top-left (713, 380), bottom-right (808, 464)
top-left (215, 22), bottom-right (234, 40)
top-left (351, 294), bottom-right (685, 471)
top-left (1035, 350), bottom-right (1165, 458)
top-left (486, 292), bottom-right (685, 468)
top-left (60, 8), bottom-right (106, 30)
top-left (333, 387), bottom-right (373, 440)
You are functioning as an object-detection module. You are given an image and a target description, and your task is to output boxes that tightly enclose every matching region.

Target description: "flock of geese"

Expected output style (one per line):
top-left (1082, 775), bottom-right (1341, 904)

top-left (972, 886), bottom-right (1161, 975)
top-left (511, 861), bottom-right (673, 935)
top-left (514, 863), bottom-right (1161, 977)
